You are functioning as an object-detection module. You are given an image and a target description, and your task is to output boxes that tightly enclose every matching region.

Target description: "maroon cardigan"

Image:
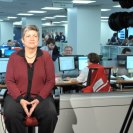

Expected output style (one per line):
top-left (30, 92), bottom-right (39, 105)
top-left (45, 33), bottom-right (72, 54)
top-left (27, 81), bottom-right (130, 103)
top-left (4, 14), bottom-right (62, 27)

top-left (6, 48), bottom-right (55, 102)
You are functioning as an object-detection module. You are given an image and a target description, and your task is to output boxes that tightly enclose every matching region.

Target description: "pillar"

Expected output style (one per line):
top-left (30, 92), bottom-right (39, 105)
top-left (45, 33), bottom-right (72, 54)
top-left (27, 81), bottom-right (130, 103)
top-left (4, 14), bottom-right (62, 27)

top-left (67, 6), bottom-right (101, 55)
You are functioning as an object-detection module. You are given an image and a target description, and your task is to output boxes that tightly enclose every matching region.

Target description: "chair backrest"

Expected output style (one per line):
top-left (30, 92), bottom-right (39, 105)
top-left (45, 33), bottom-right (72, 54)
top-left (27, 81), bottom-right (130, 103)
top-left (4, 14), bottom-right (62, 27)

top-left (87, 67), bottom-right (112, 86)
top-left (83, 67), bottom-right (112, 93)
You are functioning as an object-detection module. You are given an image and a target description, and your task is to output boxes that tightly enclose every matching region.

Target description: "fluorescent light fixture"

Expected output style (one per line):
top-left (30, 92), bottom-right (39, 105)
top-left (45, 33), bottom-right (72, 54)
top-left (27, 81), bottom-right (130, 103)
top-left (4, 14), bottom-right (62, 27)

top-left (45, 17), bottom-right (55, 19)
top-left (54, 15), bottom-right (67, 18)
top-left (41, 7), bottom-right (63, 10)
top-left (113, 5), bottom-right (121, 8)
top-left (42, 22), bottom-right (51, 26)
top-left (7, 16), bottom-right (17, 19)
top-left (61, 21), bottom-right (68, 23)
top-left (72, 0), bottom-right (96, 4)
top-left (53, 22), bottom-right (61, 24)
top-left (101, 16), bottom-right (109, 19)
top-left (17, 13), bottom-right (34, 16)
top-left (13, 21), bottom-right (22, 25)
top-left (0, 0), bottom-right (13, 2)
top-left (41, 18), bottom-right (46, 20)
top-left (28, 10), bottom-right (46, 13)
top-left (101, 9), bottom-right (111, 12)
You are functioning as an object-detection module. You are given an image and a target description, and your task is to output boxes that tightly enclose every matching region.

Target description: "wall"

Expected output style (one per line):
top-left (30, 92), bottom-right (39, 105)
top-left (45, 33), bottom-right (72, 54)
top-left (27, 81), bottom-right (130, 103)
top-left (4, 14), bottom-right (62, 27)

top-left (68, 6), bottom-right (101, 55)
top-left (101, 21), bottom-right (114, 45)
top-left (0, 22), bottom-right (13, 45)
top-left (54, 92), bottom-right (133, 133)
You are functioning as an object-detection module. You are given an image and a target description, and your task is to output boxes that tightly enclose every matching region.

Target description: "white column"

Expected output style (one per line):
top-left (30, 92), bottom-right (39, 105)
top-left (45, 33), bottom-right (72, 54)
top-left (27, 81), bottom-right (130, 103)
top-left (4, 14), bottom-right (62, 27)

top-left (22, 17), bottom-right (42, 46)
top-left (0, 22), bottom-right (13, 45)
top-left (67, 6), bottom-right (101, 55)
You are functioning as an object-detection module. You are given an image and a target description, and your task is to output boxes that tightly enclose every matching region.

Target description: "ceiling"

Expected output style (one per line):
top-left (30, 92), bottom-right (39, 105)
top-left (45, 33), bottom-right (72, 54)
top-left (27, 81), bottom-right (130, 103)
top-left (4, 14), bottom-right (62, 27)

top-left (0, 0), bottom-right (132, 26)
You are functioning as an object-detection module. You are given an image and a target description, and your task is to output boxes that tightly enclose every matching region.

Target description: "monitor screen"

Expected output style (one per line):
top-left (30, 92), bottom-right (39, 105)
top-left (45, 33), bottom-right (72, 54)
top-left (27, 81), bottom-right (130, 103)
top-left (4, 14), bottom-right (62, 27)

top-left (118, 28), bottom-right (125, 40)
top-left (4, 49), bottom-right (16, 57)
top-left (58, 56), bottom-right (75, 71)
top-left (78, 56), bottom-right (88, 71)
top-left (0, 46), bottom-right (10, 55)
top-left (117, 55), bottom-right (127, 66)
top-left (126, 56), bottom-right (133, 69)
top-left (0, 58), bottom-right (9, 73)
top-left (128, 27), bottom-right (133, 37)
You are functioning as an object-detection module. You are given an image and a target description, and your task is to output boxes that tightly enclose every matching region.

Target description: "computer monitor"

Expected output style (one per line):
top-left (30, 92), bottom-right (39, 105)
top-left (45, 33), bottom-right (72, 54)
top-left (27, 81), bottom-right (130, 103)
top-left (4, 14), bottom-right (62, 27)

top-left (4, 49), bottom-right (16, 57)
top-left (58, 56), bottom-right (75, 71)
top-left (78, 56), bottom-right (88, 71)
top-left (128, 27), bottom-right (133, 37)
top-left (117, 55), bottom-right (127, 67)
top-left (118, 28), bottom-right (125, 40)
top-left (0, 46), bottom-right (10, 56)
top-left (0, 58), bottom-right (9, 73)
top-left (126, 56), bottom-right (133, 69)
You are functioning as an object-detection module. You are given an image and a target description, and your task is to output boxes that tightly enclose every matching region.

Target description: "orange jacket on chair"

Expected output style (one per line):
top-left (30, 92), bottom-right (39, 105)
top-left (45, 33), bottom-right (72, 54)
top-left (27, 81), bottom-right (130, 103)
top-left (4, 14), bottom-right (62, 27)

top-left (82, 64), bottom-right (112, 93)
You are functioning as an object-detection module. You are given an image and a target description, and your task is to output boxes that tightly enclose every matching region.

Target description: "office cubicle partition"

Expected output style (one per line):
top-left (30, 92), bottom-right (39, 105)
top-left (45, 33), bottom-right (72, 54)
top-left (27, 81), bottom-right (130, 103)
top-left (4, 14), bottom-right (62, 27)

top-left (54, 92), bottom-right (133, 133)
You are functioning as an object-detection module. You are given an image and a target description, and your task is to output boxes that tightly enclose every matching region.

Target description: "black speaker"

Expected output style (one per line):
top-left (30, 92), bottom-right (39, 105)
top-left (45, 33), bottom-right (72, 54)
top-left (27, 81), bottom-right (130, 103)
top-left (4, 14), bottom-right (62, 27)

top-left (119, 0), bottom-right (133, 8)
top-left (112, 0), bottom-right (133, 8)
top-left (108, 12), bottom-right (133, 31)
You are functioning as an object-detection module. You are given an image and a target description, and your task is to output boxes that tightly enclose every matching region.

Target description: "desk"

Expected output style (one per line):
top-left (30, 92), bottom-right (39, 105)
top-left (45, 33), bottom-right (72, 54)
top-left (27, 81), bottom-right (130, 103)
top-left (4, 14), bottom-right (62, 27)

top-left (111, 79), bottom-right (133, 91)
top-left (116, 79), bottom-right (133, 91)
top-left (0, 81), bottom-right (82, 95)
top-left (0, 84), bottom-right (6, 88)
top-left (56, 80), bottom-right (81, 86)
top-left (55, 80), bottom-right (82, 94)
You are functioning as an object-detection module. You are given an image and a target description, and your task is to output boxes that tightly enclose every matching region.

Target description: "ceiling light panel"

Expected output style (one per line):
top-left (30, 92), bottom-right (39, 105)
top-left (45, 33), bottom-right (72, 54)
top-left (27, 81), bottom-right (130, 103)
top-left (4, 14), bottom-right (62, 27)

top-left (28, 10), bottom-right (47, 13)
top-left (17, 13), bottom-right (34, 16)
top-left (72, 1), bottom-right (96, 4)
top-left (7, 16), bottom-right (17, 19)
top-left (41, 7), bottom-right (63, 10)
top-left (101, 9), bottom-right (111, 12)
top-left (54, 15), bottom-right (67, 18)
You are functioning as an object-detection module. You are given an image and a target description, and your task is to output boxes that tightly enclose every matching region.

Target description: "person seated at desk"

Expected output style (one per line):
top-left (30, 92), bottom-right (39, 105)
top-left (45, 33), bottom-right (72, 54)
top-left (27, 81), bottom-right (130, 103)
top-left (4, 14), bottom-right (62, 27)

top-left (117, 47), bottom-right (131, 76)
top-left (110, 33), bottom-right (120, 45)
top-left (67, 53), bottom-right (112, 92)
top-left (127, 35), bottom-right (133, 46)
top-left (121, 47), bottom-right (131, 55)
top-left (62, 45), bottom-right (79, 78)
top-left (62, 45), bottom-right (73, 55)
top-left (68, 53), bottom-right (100, 85)
top-left (7, 40), bottom-right (14, 46)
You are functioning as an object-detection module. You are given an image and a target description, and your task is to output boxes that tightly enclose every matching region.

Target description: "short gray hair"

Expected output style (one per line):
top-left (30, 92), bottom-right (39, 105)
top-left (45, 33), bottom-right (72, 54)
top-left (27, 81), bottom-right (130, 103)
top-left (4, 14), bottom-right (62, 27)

top-left (21, 25), bottom-right (40, 39)
top-left (64, 45), bottom-right (73, 51)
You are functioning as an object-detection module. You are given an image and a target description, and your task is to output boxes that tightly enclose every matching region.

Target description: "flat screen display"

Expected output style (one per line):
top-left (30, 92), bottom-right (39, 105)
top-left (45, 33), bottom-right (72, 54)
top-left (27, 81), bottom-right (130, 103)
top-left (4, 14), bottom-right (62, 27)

top-left (78, 56), bottom-right (88, 71)
top-left (4, 49), bottom-right (16, 57)
top-left (126, 56), bottom-right (133, 69)
top-left (0, 58), bottom-right (9, 73)
top-left (0, 46), bottom-right (10, 55)
top-left (128, 27), bottom-right (133, 37)
top-left (117, 55), bottom-right (127, 66)
top-left (118, 28), bottom-right (125, 40)
top-left (58, 56), bottom-right (75, 71)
